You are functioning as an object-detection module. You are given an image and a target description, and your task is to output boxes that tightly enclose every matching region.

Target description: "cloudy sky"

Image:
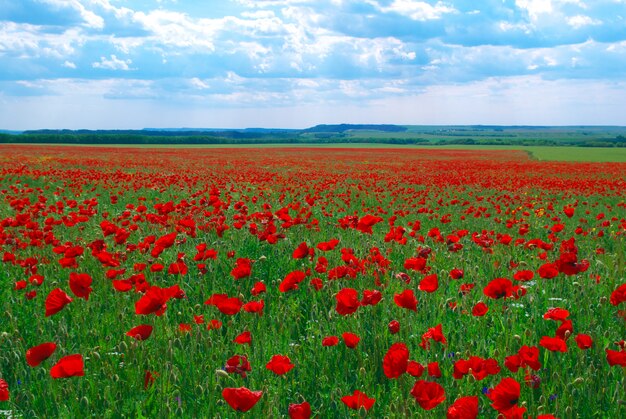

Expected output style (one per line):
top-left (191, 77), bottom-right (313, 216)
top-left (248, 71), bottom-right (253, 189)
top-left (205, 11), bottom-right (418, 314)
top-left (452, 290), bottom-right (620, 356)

top-left (1, 0), bottom-right (626, 129)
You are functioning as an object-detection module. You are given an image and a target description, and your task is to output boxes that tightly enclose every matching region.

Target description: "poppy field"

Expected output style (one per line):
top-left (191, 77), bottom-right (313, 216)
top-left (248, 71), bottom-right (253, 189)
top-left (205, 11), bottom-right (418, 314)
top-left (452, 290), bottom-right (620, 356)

top-left (1, 144), bottom-right (626, 418)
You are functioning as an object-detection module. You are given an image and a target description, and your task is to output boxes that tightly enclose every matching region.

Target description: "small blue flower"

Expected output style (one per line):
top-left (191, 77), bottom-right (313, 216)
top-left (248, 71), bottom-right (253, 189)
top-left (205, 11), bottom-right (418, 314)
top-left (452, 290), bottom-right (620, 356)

top-left (481, 387), bottom-right (490, 395)
top-left (549, 394), bottom-right (557, 402)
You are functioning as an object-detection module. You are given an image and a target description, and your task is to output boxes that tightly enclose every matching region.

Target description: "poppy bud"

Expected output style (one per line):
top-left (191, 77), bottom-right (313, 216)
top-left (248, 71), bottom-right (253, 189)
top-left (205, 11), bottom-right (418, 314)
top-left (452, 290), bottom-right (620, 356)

top-left (215, 369), bottom-right (230, 379)
top-left (514, 335), bottom-right (521, 341)
top-left (572, 377), bottom-right (584, 385)
top-left (600, 296), bottom-right (607, 304)
top-left (259, 255), bottom-right (267, 261)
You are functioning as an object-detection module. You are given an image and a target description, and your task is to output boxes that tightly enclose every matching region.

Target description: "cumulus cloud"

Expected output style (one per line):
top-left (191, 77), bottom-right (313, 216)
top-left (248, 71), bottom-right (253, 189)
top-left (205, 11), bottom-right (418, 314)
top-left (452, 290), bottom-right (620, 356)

top-left (92, 55), bottom-right (133, 71)
top-left (1, 0), bottom-right (626, 127)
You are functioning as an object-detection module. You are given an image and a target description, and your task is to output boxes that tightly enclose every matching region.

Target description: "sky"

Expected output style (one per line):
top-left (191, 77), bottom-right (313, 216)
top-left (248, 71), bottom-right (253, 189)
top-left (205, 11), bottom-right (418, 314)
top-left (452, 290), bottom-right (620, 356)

top-left (1, 0), bottom-right (626, 129)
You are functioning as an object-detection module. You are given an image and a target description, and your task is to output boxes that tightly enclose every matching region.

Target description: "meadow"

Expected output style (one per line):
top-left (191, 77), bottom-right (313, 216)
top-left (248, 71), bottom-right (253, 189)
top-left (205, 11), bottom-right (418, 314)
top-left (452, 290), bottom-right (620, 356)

top-left (1, 145), bottom-right (625, 418)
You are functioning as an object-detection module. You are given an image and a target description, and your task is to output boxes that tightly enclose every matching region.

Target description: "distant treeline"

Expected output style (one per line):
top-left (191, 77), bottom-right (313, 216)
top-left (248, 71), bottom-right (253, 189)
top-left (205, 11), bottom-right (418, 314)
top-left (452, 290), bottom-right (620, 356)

top-left (434, 135), bottom-right (626, 147)
top-left (0, 132), bottom-right (428, 145)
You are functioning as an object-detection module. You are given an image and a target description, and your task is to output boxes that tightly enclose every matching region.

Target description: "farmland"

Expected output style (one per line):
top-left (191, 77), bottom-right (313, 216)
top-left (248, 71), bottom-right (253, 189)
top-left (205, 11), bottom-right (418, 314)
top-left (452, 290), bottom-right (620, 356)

top-left (1, 145), bottom-right (626, 418)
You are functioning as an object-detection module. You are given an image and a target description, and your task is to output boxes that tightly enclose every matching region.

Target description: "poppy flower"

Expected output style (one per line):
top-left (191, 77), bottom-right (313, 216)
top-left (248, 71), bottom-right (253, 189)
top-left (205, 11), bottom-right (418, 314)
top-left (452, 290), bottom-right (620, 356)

top-left (251, 281), bottom-right (266, 296)
top-left (288, 401), bottom-right (311, 419)
top-left (234, 331), bottom-right (252, 345)
top-left (575, 333), bottom-right (593, 350)
top-left (225, 355), bottom-right (251, 378)
top-left (144, 370), bottom-right (157, 389)
top-left (487, 377), bottom-right (520, 414)
top-left (388, 320), bottom-right (400, 334)
top-left (472, 302), bottom-right (489, 317)
top-left (216, 297), bottom-right (243, 315)
top-left (540, 336), bottom-right (567, 352)
top-left (361, 289), bottom-right (382, 306)
top-left (419, 274), bottom-right (439, 293)
top-left (222, 387), bottom-right (263, 412)
top-left (447, 396), bottom-right (478, 419)
top-left (230, 258), bottom-right (252, 280)
top-left (207, 319), bottom-right (222, 330)
top-left (50, 354), bottom-right (84, 378)
top-left (293, 242), bottom-right (312, 259)
top-left (26, 342), bottom-right (57, 366)
top-left (404, 257), bottom-right (428, 272)
top-left (126, 325), bottom-right (153, 341)
top-left (45, 288), bottom-right (73, 317)
top-left (0, 379), bottom-right (8, 401)
top-left (483, 278), bottom-right (514, 299)
top-left (335, 288), bottom-right (360, 315)
top-left (538, 263), bottom-right (559, 279)
top-left (410, 380), bottom-right (446, 410)
top-left (135, 286), bottom-right (179, 316)
top-left (543, 307), bottom-right (570, 321)
top-left (342, 332), bottom-right (360, 349)
top-left (243, 300), bottom-right (264, 316)
top-left (449, 268), bottom-right (464, 280)
top-left (266, 355), bottom-right (295, 375)
top-left (606, 349), bottom-right (626, 367)
top-left (279, 270), bottom-right (306, 293)
top-left (420, 324), bottom-right (447, 349)
top-left (610, 283), bottom-right (626, 306)
top-left (407, 361), bottom-right (425, 377)
top-left (322, 336), bottom-right (339, 346)
top-left (317, 239), bottom-right (339, 251)
top-left (341, 390), bottom-right (375, 411)
top-left (453, 356), bottom-right (500, 381)
top-left (356, 214), bottom-right (383, 234)
top-left (427, 362), bottom-right (442, 378)
top-left (513, 270), bottom-right (534, 282)
top-left (383, 342), bottom-right (409, 378)
top-left (394, 289), bottom-right (418, 311)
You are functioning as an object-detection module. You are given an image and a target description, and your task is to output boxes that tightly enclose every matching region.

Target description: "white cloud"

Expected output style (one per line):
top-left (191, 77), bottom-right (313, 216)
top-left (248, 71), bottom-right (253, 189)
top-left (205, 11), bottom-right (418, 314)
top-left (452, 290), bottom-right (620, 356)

top-left (368, 0), bottom-right (457, 21)
top-left (567, 15), bottom-right (602, 29)
top-left (63, 60), bottom-right (77, 69)
top-left (92, 54), bottom-right (133, 70)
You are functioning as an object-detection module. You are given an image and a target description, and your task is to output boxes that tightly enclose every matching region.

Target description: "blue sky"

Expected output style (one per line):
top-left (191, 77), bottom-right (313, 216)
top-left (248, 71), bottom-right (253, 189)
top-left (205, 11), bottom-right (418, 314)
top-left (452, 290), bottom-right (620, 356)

top-left (1, 0), bottom-right (626, 129)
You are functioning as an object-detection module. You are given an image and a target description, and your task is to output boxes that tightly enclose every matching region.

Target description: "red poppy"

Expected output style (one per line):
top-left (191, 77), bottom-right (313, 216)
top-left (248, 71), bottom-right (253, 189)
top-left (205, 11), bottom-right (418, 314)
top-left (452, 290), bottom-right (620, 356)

top-left (453, 356), bottom-right (500, 381)
top-left (540, 336), bottom-right (567, 352)
top-left (317, 238), bottom-right (339, 251)
top-left (388, 320), bottom-right (400, 334)
top-left (207, 319), bottom-right (222, 330)
top-left (225, 355), bottom-right (251, 378)
top-left (420, 324), bottom-right (447, 349)
top-left (543, 307), bottom-right (570, 321)
top-left (428, 362), bottom-right (442, 378)
top-left (447, 396), bottom-right (478, 419)
top-left (472, 302), bottom-right (489, 317)
top-left (419, 274), bottom-right (439, 293)
top-left (407, 361), bottom-right (424, 377)
top-left (394, 289), bottom-right (418, 311)
top-left (144, 370), bottom-right (157, 389)
top-left (341, 390), bottom-right (375, 410)
top-left (342, 332), bottom-right (360, 349)
top-left (266, 355), bottom-right (294, 375)
top-left (50, 354), bottom-right (84, 379)
top-left (361, 289), bottom-right (382, 306)
top-left (538, 263), bottom-right (559, 279)
top-left (449, 268), bottom-right (464, 280)
top-left (251, 281), bottom-right (266, 296)
top-left (606, 349), bottom-right (626, 366)
top-left (293, 242), bottom-right (312, 259)
top-left (126, 325), bottom-right (153, 341)
top-left (0, 379), bottom-right (8, 401)
top-left (288, 401), bottom-right (311, 419)
top-left (243, 300), bottom-right (264, 316)
top-left (483, 278), bottom-right (514, 299)
top-left (234, 331), bottom-right (252, 345)
top-left (222, 387), bottom-right (263, 412)
top-left (322, 336), bottom-right (339, 346)
top-left (336, 288), bottom-right (360, 315)
top-left (575, 333), bottom-right (593, 349)
top-left (513, 270), bottom-right (534, 282)
top-left (279, 270), bottom-right (306, 293)
top-left (216, 297), bottom-right (243, 315)
top-left (45, 288), bottom-right (73, 317)
top-left (356, 214), bottom-right (383, 234)
top-left (135, 285), bottom-right (179, 316)
top-left (410, 380), bottom-right (446, 410)
top-left (610, 283), bottom-right (626, 306)
top-left (230, 258), bottom-right (252, 280)
top-left (383, 342), bottom-right (409, 378)
top-left (26, 342), bottom-right (57, 367)
top-left (487, 377), bottom-right (520, 414)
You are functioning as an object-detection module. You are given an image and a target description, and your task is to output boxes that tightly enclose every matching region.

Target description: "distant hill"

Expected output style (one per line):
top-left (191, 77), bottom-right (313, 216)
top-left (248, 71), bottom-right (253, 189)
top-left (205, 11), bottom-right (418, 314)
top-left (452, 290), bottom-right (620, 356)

top-left (303, 124), bottom-right (407, 133)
